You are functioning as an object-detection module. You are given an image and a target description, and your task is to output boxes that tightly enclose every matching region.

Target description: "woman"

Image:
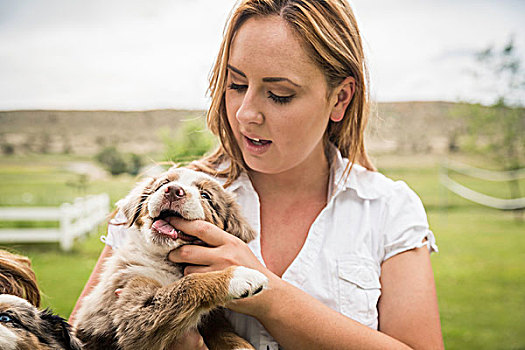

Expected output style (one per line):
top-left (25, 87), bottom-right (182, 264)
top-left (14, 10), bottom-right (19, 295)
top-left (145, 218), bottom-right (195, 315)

top-left (72, 1), bottom-right (444, 349)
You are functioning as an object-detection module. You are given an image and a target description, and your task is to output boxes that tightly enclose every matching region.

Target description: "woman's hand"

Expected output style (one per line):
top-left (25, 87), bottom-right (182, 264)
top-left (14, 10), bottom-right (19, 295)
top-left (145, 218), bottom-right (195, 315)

top-left (167, 330), bottom-right (208, 350)
top-left (167, 217), bottom-right (266, 275)
top-left (166, 217), bottom-right (277, 317)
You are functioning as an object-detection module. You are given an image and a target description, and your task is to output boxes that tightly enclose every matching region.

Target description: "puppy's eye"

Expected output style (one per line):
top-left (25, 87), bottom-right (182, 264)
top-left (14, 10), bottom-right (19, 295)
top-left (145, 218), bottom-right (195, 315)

top-left (200, 191), bottom-right (211, 201)
top-left (0, 314), bottom-right (12, 322)
top-left (156, 179), bottom-right (170, 191)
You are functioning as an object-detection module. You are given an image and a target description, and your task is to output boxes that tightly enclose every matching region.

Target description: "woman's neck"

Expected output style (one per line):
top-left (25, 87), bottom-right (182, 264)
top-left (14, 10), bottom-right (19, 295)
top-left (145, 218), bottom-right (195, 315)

top-left (248, 150), bottom-right (330, 200)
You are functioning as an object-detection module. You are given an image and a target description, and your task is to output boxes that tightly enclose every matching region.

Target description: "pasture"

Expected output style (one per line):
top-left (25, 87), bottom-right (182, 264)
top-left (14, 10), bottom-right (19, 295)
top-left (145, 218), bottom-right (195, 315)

top-left (0, 152), bottom-right (523, 350)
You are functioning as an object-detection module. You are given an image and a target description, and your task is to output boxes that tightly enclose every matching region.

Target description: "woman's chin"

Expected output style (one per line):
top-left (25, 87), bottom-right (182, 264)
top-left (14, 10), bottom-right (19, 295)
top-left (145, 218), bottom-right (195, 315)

top-left (243, 156), bottom-right (291, 176)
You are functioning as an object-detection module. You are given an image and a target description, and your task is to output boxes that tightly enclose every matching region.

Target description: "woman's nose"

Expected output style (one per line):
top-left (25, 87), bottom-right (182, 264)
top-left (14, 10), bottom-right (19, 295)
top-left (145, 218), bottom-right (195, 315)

top-left (235, 90), bottom-right (264, 125)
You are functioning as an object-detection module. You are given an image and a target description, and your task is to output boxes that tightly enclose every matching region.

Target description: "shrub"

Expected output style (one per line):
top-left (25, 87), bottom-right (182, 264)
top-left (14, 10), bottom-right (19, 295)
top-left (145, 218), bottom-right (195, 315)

top-left (1, 142), bottom-right (15, 155)
top-left (128, 153), bottom-right (143, 176)
top-left (95, 146), bottom-right (143, 176)
top-left (161, 118), bottom-right (216, 163)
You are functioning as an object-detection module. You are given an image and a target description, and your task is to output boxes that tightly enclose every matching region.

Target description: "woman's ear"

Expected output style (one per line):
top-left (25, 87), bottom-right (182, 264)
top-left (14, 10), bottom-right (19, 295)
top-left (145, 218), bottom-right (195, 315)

top-left (330, 76), bottom-right (355, 122)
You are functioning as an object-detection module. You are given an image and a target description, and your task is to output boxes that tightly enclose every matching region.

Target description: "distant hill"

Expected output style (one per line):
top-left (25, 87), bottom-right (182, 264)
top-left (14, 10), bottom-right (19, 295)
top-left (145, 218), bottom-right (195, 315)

top-left (0, 102), bottom-right (470, 156)
top-left (0, 109), bottom-right (204, 155)
top-left (368, 101), bottom-right (463, 154)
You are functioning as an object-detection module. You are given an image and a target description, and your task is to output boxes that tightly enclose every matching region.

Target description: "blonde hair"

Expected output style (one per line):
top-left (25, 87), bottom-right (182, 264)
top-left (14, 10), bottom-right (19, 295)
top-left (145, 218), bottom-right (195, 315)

top-left (191, 0), bottom-right (375, 185)
top-left (0, 249), bottom-right (40, 307)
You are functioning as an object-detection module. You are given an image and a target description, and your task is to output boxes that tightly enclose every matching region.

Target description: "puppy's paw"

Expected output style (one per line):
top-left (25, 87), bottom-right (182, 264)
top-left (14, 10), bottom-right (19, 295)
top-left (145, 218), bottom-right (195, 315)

top-left (228, 266), bottom-right (268, 300)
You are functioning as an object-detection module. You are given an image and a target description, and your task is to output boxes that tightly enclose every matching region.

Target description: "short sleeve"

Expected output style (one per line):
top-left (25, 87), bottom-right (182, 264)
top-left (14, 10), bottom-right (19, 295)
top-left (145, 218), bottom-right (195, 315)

top-left (100, 210), bottom-right (129, 249)
top-left (382, 181), bottom-right (438, 262)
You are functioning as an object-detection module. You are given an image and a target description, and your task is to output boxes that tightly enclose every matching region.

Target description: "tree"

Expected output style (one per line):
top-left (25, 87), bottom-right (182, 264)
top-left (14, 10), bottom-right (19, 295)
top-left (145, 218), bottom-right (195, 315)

top-left (461, 38), bottom-right (525, 169)
top-left (94, 146), bottom-right (144, 176)
top-left (460, 38), bottom-right (525, 216)
top-left (95, 146), bottom-right (128, 175)
top-left (161, 118), bottom-right (216, 163)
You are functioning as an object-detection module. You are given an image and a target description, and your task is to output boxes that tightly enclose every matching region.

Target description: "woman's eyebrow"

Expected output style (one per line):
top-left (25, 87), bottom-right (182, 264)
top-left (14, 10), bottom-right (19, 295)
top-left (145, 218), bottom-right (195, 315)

top-left (262, 77), bottom-right (301, 87)
top-left (227, 64), bottom-right (246, 77)
top-left (227, 64), bottom-right (301, 87)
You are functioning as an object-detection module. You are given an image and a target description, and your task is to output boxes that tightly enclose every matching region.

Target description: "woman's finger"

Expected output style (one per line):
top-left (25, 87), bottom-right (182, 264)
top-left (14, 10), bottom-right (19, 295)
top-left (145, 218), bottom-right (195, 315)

top-left (167, 217), bottom-right (230, 247)
top-left (167, 329), bottom-right (208, 350)
top-left (168, 244), bottom-right (216, 266)
top-left (183, 264), bottom-right (215, 276)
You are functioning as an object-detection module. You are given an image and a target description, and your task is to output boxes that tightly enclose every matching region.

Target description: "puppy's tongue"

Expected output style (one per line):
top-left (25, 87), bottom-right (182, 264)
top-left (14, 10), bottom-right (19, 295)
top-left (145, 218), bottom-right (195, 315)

top-left (152, 219), bottom-right (178, 239)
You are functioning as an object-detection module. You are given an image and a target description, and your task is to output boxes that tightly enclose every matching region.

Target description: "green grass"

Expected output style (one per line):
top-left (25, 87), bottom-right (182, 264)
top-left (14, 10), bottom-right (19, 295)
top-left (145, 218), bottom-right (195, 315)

top-left (1, 153), bottom-right (524, 349)
top-left (378, 156), bottom-right (525, 350)
top-left (0, 154), bottom-right (137, 207)
top-left (429, 210), bottom-right (525, 350)
top-left (2, 231), bottom-right (105, 317)
top-left (0, 154), bottom-right (135, 316)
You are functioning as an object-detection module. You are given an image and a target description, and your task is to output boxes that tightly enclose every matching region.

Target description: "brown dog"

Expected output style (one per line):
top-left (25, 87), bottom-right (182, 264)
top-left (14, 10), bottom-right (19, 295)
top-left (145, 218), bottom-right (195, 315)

top-left (73, 167), bottom-right (267, 350)
top-left (0, 250), bottom-right (82, 350)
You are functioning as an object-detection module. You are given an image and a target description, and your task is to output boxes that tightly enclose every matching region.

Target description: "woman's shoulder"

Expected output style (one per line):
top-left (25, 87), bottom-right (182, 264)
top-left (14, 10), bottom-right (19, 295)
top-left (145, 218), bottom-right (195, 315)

top-left (339, 161), bottom-right (437, 260)
top-left (340, 161), bottom-right (415, 202)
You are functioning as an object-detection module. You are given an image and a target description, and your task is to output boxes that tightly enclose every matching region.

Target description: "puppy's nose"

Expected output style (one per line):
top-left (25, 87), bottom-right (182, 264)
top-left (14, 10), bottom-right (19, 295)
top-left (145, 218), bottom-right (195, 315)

top-left (164, 185), bottom-right (185, 201)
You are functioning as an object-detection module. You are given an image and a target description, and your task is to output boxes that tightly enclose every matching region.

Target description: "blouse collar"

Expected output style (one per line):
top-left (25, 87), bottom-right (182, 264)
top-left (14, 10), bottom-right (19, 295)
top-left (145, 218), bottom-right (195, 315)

top-left (225, 144), bottom-right (382, 200)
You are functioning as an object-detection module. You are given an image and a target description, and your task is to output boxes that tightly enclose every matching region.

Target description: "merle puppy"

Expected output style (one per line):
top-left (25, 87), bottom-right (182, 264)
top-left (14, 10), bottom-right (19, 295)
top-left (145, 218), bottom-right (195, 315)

top-left (73, 167), bottom-right (267, 350)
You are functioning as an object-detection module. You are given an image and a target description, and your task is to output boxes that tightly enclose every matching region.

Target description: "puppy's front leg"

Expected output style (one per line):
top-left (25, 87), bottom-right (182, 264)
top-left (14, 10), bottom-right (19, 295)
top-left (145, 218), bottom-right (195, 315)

top-left (200, 309), bottom-right (255, 350)
top-left (114, 266), bottom-right (267, 350)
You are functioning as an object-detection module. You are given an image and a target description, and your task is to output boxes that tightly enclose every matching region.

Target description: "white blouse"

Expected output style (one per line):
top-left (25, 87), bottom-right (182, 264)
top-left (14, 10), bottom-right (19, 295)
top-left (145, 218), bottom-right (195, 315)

top-left (104, 148), bottom-right (438, 350)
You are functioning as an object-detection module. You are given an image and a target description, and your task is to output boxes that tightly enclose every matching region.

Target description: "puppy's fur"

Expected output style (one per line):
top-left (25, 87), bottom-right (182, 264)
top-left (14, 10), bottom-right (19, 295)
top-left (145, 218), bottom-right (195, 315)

top-left (0, 250), bottom-right (40, 308)
top-left (0, 250), bottom-right (82, 350)
top-left (73, 167), bottom-right (267, 350)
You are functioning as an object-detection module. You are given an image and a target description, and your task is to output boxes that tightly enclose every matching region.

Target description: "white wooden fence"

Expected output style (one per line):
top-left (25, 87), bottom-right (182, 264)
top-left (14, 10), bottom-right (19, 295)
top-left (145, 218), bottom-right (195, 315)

top-left (0, 194), bottom-right (110, 251)
top-left (440, 160), bottom-right (525, 210)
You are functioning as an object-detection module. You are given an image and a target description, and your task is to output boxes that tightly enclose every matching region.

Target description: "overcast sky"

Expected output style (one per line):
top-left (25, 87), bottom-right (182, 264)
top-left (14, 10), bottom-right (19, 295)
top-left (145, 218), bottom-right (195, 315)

top-left (0, 0), bottom-right (524, 110)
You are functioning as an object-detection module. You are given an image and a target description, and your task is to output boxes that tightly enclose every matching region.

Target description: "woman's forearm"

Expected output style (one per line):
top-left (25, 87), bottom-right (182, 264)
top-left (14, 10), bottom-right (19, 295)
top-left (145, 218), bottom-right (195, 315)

top-left (69, 244), bottom-right (112, 324)
top-left (233, 274), bottom-right (411, 350)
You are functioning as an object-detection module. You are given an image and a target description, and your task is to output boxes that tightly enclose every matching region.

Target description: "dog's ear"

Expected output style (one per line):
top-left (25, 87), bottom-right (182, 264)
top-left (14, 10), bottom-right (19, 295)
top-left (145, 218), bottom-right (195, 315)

top-left (223, 194), bottom-right (256, 243)
top-left (116, 177), bottom-right (156, 227)
top-left (39, 309), bottom-right (83, 350)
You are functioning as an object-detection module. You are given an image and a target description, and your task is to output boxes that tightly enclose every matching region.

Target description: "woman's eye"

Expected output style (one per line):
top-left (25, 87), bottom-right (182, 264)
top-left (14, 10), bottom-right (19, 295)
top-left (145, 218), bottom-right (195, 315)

top-left (228, 82), bottom-right (247, 92)
top-left (268, 91), bottom-right (294, 104)
top-left (200, 191), bottom-right (211, 200)
top-left (0, 314), bottom-right (12, 322)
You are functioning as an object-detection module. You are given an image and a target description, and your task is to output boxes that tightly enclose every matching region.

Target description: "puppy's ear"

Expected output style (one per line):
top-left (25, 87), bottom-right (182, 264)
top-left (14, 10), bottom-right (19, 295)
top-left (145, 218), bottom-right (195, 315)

top-left (223, 195), bottom-right (256, 243)
top-left (39, 309), bottom-right (83, 350)
top-left (116, 177), bottom-right (155, 227)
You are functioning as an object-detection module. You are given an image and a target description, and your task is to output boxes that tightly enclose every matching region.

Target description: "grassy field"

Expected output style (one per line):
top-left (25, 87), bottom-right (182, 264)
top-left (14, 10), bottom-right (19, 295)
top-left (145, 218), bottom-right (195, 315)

top-left (0, 153), bottom-right (524, 349)
top-left (0, 154), bottom-right (137, 317)
top-left (374, 154), bottom-right (525, 350)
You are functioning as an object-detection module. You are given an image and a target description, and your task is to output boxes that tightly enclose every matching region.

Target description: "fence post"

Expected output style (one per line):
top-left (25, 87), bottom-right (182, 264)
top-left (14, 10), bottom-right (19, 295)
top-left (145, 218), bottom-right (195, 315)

top-left (0, 193), bottom-right (110, 250)
top-left (59, 203), bottom-right (74, 251)
top-left (439, 162), bottom-right (449, 226)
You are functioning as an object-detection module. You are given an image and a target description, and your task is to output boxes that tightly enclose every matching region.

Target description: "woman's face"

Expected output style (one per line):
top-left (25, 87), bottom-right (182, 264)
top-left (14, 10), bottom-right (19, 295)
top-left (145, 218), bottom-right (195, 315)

top-left (225, 16), bottom-right (336, 176)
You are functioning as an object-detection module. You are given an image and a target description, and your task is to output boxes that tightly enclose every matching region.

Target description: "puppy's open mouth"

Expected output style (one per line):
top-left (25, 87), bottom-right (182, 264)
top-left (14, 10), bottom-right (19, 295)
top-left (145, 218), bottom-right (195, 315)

top-left (151, 210), bottom-right (203, 243)
top-left (153, 209), bottom-right (182, 223)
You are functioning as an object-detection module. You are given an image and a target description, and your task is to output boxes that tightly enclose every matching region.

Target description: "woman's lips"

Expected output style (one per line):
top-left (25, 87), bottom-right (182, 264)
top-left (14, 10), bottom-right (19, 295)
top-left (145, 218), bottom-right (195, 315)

top-left (243, 135), bottom-right (272, 154)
